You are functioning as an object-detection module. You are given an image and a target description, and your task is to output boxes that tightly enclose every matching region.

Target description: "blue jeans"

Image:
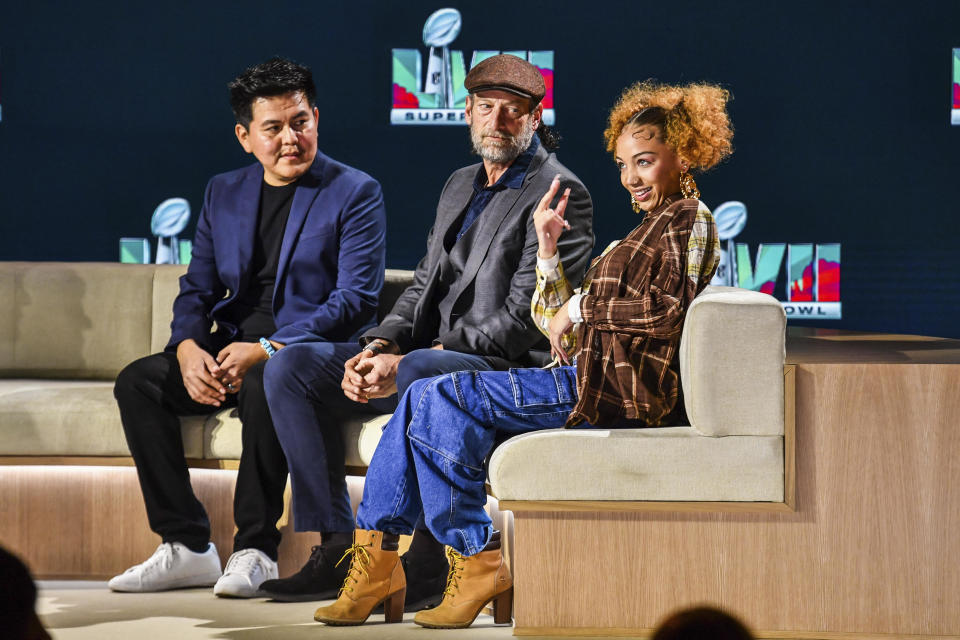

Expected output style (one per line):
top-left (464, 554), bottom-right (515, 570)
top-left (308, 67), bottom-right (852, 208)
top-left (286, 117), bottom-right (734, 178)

top-left (263, 344), bottom-right (498, 533)
top-left (357, 365), bottom-right (579, 556)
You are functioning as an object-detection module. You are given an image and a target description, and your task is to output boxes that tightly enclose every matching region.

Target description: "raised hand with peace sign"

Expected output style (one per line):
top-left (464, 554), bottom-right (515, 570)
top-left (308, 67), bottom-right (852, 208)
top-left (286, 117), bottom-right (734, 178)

top-left (533, 174), bottom-right (572, 260)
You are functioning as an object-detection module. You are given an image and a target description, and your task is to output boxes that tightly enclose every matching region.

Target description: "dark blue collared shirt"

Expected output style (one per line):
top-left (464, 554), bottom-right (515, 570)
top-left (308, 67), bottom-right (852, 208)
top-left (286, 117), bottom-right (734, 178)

top-left (455, 134), bottom-right (540, 243)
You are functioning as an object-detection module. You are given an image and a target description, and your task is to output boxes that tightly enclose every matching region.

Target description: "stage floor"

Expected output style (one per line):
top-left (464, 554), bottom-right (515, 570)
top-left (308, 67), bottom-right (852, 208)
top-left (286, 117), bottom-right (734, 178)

top-left (37, 581), bottom-right (526, 640)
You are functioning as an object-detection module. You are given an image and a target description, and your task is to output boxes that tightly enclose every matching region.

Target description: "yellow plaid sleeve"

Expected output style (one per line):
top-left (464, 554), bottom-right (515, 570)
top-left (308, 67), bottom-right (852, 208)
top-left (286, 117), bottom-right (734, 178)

top-left (530, 241), bottom-right (620, 359)
top-left (687, 203), bottom-right (721, 286)
top-left (531, 259), bottom-right (578, 354)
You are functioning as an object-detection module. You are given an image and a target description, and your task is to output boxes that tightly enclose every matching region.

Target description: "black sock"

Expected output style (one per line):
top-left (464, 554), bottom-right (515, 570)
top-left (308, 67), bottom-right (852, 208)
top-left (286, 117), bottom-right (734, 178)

top-left (320, 531), bottom-right (352, 548)
top-left (177, 541), bottom-right (211, 555)
top-left (407, 528), bottom-right (445, 559)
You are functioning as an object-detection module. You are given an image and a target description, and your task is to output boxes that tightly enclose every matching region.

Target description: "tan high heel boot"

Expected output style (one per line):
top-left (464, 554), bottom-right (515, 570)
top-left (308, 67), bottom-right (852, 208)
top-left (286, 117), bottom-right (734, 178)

top-left (413, 531), bottom-right (513, 629)
top-left (313, 529), bottom-right (406, 626)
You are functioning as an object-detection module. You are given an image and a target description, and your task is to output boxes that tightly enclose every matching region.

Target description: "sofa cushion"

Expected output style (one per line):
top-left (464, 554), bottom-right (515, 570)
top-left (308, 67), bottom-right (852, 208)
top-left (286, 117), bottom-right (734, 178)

top-left (151, 265), bottom-right (189, 354)
top-left (488, 427), bottom-right (784, 502)
top-left (680, 286), bottom-right (786, 437)
top-left (0, 379), bottom-right (204, 458)
top-left (0, 263), bottom-right (158, 379)
top-left (203, 409), bottom-right (391, 469)
top-left (147, 267), bottom-right (414, 353)
top-left (358, 414), bottom-right (391, 466)
top-left (0, 268), bottom-right (15, 371)
top-left (0, 375), bottom-right (393, 466)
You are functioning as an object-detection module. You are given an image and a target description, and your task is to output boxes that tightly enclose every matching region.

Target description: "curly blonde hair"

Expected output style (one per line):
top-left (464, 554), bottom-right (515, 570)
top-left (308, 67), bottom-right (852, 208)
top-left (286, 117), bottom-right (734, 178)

top-left (603, 80), bottom-right (733, 171)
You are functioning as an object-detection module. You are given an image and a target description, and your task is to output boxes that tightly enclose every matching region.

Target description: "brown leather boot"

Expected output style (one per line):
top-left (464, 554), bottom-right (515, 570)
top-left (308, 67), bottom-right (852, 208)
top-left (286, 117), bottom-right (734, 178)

top-left (413, 531), bottom-right (513, 629)
top-left (313, 529), bottom-right (406, 626)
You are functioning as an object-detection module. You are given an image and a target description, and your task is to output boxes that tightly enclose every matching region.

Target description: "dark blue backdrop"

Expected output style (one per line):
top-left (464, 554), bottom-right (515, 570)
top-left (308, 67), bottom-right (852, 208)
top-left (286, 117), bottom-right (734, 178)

top-left (1, 1), bottom-right (958, 337)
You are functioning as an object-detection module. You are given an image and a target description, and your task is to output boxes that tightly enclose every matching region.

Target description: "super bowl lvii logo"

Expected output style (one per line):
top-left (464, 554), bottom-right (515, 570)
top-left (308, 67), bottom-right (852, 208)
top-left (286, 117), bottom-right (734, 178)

top-left (391, 8), bottom-right (555, 126)
top-left (119, 198), bottom-right (192, 265)
top-left (952, 48), bottom-right (960, 125)
top-left (711, 202), bottom-right (841, 319)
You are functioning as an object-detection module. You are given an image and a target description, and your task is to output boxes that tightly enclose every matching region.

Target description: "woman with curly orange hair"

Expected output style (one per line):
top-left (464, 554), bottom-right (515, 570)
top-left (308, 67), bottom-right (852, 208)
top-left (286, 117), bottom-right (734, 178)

top-left (314, 81), bottom-right (733, 630)
top-left (534, 79), bottom-right (733, 425)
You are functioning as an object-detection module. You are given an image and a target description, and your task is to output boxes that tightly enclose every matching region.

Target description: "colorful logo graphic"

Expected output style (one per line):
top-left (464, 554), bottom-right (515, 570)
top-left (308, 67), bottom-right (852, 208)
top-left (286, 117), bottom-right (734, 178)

top-left (952, 48), bottom-right (960, 125)
top-left (391, 8), bottom-right (555, 126)
top-left (119, 198), bottom-right (192, 264)
top-left (711, 201), bottom-right (841, 319)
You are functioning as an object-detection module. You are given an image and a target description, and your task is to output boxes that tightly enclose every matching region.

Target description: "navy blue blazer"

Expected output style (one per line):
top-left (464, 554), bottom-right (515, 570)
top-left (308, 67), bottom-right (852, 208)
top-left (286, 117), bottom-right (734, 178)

top-left (167, 152), bottom-right (386, 350)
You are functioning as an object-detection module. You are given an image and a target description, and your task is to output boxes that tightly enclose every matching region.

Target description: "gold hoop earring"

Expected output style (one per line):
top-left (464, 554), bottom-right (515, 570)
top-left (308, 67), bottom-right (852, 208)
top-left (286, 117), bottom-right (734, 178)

top-left (630, 194), bottom-right (642, 214)
top-left (680, 170), bottom-right (700, 199)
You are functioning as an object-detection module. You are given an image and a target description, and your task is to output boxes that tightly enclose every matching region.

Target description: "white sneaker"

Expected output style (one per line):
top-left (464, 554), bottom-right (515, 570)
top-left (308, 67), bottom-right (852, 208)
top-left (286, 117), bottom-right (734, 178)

top-left (213, 548), bottom-right (278, 598)
top-left (109, 542), bottom-right (222, 592)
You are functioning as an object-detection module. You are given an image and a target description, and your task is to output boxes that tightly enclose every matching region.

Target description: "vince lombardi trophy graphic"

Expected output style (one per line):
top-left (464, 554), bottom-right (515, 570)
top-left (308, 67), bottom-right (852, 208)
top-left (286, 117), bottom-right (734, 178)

top-left (422, 8), bottom-right (462, 109)
top-left (151, 197), bottom-right (191, 264)
top-left (710, 201), bottom-right (747, 286)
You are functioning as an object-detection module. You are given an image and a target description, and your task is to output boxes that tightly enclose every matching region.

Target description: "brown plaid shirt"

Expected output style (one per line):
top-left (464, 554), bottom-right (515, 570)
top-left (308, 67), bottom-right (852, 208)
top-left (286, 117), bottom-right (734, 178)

top-left (559, 195), bottom-right (719, 427)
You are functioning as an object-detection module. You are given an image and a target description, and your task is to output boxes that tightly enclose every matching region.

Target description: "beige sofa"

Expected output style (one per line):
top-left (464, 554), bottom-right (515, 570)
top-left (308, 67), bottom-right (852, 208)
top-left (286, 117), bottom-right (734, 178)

top-left (0, 261), bottom-right (414, 578)
top-left (0, 262), bottom-right (789, 591)
top-left (0, 261), bottom-right (413, 468)
top-left (490, 286), bottom-right (790, 504)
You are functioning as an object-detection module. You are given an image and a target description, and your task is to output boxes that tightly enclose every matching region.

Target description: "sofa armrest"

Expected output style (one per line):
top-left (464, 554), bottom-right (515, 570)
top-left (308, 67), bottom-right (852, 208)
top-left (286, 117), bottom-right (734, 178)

top-left (680, 286), bottom-right (786, 437)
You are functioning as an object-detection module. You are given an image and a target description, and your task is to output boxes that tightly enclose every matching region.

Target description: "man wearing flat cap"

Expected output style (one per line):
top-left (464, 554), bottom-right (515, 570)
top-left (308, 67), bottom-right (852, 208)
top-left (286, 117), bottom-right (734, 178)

top-left (260, 54), bottom-right (594, 609)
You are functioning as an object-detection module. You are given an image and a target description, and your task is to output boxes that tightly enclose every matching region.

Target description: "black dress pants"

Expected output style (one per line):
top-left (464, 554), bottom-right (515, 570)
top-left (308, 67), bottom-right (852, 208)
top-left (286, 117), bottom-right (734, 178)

top-left (114, 350), bottom-right (287, 561)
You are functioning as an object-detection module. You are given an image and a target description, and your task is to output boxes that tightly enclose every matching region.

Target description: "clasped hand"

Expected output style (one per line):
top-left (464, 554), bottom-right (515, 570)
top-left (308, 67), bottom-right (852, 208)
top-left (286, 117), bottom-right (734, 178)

top-left (177, 339), bottom-right (270, 406)
top-left (341, 350), bottom-right (402, 403)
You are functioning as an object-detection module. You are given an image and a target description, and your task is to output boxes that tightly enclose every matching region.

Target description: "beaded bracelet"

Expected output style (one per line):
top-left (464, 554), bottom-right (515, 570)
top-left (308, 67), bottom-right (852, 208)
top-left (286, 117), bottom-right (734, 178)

top-left (258, 337), bottom-right (276, 358)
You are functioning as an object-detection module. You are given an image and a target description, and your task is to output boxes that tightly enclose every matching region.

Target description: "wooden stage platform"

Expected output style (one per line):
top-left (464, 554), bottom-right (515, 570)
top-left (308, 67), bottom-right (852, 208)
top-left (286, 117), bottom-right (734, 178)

top-left (506, 329), bottom-right (960, 638)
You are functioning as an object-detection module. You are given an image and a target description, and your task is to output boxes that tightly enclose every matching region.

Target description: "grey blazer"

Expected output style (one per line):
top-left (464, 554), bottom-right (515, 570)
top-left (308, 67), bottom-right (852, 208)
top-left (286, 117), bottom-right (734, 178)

top-left (364, 143), bottom-right (594, 366)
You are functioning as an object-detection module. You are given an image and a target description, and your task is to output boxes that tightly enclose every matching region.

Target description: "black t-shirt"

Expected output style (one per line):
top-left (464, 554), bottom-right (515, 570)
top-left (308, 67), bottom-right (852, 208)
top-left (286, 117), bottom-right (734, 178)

top-left (229, 180), bottom-right (297, 341)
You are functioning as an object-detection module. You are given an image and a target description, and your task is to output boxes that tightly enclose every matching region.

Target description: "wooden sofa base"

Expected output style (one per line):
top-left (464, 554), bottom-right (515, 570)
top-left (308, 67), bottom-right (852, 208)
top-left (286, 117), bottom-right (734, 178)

top-left (0, 459), bottom-right (514, 580)
top-left (514, 628), bottom-right (960, 639)
top-left (0, 463), bottom-right (327, 578)
top-left (506, 361), bottom-right (960, 638)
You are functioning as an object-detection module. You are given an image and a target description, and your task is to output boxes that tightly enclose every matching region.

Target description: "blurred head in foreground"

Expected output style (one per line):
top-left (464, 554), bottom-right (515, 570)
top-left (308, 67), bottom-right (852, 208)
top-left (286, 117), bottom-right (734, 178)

top-left (652, 605), bottom-right (754, 640)
top-left (0, 547), bottom-right (51, 640)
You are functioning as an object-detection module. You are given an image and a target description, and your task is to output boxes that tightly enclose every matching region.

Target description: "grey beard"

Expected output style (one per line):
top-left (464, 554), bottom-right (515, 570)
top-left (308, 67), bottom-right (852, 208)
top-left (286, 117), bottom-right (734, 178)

top-left (470, 119), bottom-right (536, 164)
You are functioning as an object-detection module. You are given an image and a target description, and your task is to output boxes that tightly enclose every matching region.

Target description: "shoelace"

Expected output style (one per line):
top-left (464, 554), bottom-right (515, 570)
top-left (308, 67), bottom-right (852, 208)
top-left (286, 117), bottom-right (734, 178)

top-left (132, 543), bottom-right (177, 575)
top-left (224, 549), bottom-right (265, 576)
top-left (442, 547), bottom-right (465, 597)
top-left (335, 542), bottom-right (373, 595)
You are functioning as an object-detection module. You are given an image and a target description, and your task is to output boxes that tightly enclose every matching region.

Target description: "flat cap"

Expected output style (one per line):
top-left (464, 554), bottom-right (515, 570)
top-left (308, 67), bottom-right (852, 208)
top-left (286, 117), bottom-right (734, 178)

top-left (464, 54), bottom-right (545, 104)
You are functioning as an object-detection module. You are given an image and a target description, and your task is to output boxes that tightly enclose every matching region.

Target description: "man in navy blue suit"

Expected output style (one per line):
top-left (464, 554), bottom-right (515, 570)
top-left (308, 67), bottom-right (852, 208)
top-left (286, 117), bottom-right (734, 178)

top-left (109, 57), bottom-right (386, 597)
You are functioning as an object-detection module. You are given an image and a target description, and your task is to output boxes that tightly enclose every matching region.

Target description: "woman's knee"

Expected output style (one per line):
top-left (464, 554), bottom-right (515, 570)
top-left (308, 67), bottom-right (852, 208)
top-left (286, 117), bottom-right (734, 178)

top-left (402, 374), bottom-right (464, 421)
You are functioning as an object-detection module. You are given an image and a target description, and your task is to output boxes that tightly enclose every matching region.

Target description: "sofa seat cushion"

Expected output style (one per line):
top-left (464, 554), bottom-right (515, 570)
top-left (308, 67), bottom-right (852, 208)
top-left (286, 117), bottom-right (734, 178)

top-left (357, 415), bottom-right (391, 466)
top-left (200, 409), bottom-right (392, 469)
top-left (0, 377), bottom-right (394, 468)
top-left (0, 379), bottom-right (205, 457)
top-left (488, 427), bottom-right (784, 502)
